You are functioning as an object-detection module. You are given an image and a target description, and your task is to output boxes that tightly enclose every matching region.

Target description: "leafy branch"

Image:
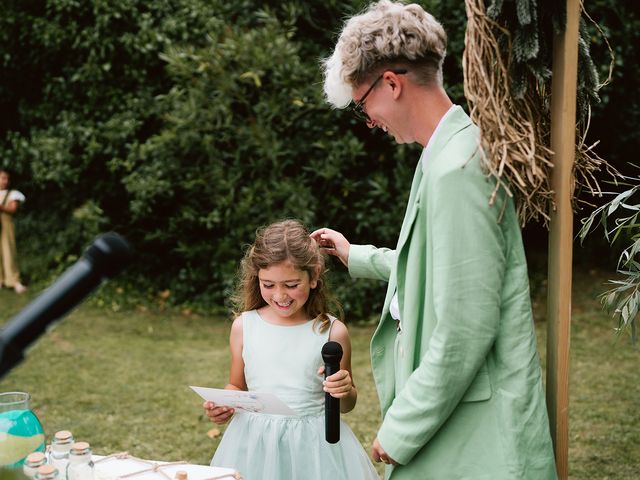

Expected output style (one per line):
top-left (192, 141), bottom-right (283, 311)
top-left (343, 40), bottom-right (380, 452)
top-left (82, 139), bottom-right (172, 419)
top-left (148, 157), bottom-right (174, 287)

top-left (579, 168), bottom-right (640, 343)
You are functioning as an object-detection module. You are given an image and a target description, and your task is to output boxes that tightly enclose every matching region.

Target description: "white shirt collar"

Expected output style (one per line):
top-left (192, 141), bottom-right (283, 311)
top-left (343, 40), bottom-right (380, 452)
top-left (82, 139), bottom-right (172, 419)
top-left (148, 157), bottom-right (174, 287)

top-left (421, 104), bottom-right (458, 170)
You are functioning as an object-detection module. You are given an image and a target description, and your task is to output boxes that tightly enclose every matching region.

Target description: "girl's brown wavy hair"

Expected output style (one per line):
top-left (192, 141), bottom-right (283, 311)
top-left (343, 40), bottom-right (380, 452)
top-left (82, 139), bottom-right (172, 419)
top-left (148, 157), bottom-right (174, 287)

top-left (231, 219), bottom-right (343, 332)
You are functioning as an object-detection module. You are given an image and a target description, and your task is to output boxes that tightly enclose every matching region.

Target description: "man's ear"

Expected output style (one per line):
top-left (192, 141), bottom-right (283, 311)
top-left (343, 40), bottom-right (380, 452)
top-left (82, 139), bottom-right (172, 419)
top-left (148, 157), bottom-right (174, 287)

top-left (385, 71), bottom-right (403, 100)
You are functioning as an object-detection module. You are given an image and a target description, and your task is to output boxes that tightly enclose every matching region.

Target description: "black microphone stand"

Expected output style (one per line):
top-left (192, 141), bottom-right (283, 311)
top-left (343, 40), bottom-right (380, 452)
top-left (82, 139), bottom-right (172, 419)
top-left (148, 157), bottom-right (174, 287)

top-left (0, 232), bottom-right (132, 378)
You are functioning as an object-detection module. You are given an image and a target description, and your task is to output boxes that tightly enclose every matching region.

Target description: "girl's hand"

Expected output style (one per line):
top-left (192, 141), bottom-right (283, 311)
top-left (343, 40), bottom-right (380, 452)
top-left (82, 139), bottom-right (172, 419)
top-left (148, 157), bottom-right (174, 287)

top-left (203, 401), bottom-right (235, 425)
top-left (318, 366), bottom-right (353, 399)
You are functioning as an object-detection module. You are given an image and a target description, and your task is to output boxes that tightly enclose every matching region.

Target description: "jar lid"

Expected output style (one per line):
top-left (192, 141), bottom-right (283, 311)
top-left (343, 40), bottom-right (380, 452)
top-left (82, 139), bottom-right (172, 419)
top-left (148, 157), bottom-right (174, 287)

top-left (54, 430), bottom-right (73, 441)
top-left (0, 391), bottom-right (30, 406)
top-left (37, 464), bottom-right (58, 474)
top-left (70, 441), bottom-right (90, 453)
top-left (25, 451), bottom-right (46, 464)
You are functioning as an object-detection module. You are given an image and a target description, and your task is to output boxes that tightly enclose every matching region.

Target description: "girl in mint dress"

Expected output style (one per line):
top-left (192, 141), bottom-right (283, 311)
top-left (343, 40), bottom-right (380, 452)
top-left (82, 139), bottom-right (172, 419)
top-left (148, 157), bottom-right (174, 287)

top-left (203, 220), bottom-right (379, 480)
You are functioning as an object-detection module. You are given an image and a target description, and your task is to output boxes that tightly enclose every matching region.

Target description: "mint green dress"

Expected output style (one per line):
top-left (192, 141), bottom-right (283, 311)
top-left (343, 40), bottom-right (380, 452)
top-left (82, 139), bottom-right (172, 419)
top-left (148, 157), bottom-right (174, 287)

top-left (211, 310), bottom-right (379, 480)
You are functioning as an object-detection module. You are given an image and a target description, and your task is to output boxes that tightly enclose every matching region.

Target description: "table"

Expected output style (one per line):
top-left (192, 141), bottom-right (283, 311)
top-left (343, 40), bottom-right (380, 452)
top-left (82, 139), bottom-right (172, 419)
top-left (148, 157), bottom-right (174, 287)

top-left (92, 453), bottom-right (242, 480)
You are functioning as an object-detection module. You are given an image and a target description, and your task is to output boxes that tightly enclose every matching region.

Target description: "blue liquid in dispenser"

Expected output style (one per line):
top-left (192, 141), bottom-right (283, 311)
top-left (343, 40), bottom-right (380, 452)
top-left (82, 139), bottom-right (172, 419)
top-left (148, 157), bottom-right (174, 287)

top-left (0, 394), bottom-right (45, 468)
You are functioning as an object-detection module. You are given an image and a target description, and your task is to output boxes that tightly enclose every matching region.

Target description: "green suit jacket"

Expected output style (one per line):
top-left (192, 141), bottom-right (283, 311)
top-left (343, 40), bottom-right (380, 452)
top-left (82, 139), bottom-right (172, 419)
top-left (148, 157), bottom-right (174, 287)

top-left (349, 106), bottom-right (557, 479)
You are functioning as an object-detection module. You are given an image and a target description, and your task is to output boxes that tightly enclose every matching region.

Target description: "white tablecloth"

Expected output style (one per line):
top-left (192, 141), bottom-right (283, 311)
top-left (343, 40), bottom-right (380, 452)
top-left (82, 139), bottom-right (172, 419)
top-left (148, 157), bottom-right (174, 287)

top-left (92, 454), bottom-right (241, 479)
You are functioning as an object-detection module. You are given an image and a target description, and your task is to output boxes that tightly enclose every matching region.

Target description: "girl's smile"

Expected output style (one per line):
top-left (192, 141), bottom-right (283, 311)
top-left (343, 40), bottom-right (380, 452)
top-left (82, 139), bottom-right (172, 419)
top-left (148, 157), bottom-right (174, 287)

top-left (258, 261), bottom-right (317, 324)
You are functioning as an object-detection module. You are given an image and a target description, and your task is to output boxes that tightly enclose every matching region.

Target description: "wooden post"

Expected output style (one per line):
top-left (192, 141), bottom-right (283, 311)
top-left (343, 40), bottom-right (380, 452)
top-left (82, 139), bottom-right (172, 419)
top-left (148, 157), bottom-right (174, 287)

top-left (546, 0), bottom-right (580, 478)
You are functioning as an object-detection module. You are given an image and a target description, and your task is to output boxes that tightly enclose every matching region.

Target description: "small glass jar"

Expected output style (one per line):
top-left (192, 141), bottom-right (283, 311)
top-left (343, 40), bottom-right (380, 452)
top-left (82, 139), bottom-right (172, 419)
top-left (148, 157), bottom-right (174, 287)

top-left (35, 464), bottom-right (59, 479)
top-left (23, 451), bottom-right (47, 478)
top-left (66, 442), bottom-right (94, 480)
top-left (49, 430), bottom-right (74, 480)
top-left (0, 392), bottom-right (45, 468)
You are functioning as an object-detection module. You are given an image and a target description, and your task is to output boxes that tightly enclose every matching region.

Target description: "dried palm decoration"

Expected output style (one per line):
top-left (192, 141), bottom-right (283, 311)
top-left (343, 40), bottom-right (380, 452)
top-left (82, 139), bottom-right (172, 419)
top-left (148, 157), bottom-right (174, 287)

top-left (463, 0), bottom-right (615, 226)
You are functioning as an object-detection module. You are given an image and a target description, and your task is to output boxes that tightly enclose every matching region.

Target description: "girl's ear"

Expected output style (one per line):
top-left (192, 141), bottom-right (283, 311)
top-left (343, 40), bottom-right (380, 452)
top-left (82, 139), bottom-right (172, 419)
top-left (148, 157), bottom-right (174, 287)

top-left (310, 267), bottom-right (320, 289)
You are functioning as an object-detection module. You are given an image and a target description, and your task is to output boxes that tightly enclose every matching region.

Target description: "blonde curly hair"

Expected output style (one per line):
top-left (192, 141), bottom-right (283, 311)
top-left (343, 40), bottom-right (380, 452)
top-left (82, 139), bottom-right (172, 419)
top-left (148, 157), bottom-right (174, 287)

top-left (323, 0), bottom-right (447, 108)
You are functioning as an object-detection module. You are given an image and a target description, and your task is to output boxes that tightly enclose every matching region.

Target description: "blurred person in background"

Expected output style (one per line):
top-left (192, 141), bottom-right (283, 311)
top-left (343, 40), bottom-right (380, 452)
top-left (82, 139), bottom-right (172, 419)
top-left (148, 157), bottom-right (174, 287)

top-left (0, 168), bottom-right (27, 294)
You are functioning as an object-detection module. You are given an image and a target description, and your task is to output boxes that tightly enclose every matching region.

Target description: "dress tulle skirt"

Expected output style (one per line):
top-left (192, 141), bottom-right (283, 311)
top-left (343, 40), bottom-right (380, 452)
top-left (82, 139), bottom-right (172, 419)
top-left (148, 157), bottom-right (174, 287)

top-left (211, 411), bottom-right (380, 480)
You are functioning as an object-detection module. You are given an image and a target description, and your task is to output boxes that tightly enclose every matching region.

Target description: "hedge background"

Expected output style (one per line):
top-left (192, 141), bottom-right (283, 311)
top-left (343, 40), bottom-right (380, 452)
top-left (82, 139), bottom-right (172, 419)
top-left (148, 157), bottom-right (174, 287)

top-left (0, 0), bottom-right (638, 316)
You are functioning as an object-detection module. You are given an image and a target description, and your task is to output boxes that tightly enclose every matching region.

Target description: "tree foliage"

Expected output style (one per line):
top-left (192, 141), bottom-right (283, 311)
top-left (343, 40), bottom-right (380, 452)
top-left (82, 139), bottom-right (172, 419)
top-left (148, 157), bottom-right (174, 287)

top-left (0, 0), bottom-right (636, 315)
top-left (0, 0), bottom-right (415, 313)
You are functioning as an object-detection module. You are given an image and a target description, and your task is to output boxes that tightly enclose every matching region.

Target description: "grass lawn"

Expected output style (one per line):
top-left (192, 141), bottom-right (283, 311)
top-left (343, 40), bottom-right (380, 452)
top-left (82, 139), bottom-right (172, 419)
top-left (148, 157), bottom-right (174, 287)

top-left (0, 268), bottom-right (638, 479)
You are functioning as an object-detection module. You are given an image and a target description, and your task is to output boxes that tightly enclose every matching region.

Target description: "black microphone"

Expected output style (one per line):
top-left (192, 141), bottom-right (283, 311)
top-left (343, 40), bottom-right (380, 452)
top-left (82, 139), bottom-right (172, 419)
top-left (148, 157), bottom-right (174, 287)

top-left (321, 340), bottom-right (343, 444)
top-left (0, 232), bottom-right (132, 378)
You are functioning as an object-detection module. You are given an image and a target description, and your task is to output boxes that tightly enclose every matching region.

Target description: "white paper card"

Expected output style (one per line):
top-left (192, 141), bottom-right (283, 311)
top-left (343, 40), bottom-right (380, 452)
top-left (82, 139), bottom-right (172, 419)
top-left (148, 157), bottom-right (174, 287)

top-left (190, 385), bottom-right (299, 416)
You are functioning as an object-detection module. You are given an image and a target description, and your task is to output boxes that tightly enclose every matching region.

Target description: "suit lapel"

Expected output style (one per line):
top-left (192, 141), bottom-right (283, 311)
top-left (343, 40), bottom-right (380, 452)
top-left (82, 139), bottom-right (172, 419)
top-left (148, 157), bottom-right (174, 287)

top-left (395, 159), bottom-right (424, 253)
top-left (395, 106), bottom-right (474, 255)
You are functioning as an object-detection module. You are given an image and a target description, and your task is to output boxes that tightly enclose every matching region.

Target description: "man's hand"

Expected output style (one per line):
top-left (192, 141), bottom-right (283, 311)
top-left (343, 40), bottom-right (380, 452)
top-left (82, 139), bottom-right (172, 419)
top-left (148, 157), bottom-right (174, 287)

top-left (310, 228), bottom-right (350, 268)
top-left (372, 438), bottom-right (398, 465)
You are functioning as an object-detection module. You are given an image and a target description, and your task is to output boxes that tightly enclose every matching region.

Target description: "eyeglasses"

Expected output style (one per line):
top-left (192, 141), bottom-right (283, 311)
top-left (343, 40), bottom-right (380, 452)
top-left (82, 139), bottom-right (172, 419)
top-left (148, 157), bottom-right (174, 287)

top-left (350, 69), bottom-right (408, 123)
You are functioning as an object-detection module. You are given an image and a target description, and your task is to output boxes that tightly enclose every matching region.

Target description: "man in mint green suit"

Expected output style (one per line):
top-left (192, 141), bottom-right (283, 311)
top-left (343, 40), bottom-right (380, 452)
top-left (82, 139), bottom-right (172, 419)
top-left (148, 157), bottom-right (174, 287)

top-left (313, 1), bottom-right (557, 478)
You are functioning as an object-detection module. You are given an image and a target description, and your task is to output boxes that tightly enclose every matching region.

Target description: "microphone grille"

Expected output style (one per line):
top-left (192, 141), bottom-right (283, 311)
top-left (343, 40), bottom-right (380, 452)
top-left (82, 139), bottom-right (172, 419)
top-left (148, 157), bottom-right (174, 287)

top-left (84, 232), bottom-right (133, 278)
top-left (321, 341), bottom-right (343, 362)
